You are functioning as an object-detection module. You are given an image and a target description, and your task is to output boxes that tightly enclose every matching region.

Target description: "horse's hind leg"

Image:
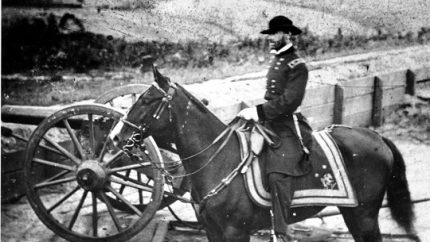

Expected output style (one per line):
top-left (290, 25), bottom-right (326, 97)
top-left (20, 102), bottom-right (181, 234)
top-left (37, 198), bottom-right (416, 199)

top-left (339, 204), bottom-right (383, 242)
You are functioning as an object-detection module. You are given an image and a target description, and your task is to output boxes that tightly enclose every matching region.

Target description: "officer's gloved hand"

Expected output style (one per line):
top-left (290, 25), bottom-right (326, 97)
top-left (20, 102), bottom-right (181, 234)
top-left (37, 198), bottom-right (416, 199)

top-left (237, 107), bottom-right (259, 122)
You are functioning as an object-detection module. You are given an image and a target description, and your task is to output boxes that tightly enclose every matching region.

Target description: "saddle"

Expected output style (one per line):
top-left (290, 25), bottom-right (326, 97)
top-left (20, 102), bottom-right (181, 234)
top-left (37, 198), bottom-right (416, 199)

top-left (233, 121), bottom-right (357, 208)
top-left (248, 113), bottom-right (311, 157)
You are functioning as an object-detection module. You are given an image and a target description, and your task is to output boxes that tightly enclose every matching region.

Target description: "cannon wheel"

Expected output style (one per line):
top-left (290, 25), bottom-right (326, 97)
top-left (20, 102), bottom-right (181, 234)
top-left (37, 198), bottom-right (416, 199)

top-left (94, 84), bottom-right (150, 109)
top-left (24, 104), bottom-right (164, 242)
top-left (95, 84), bottom-right (190, 212)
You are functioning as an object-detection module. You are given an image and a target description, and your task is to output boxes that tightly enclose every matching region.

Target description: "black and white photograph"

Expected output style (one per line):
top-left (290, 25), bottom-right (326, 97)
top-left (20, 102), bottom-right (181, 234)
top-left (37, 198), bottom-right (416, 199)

top-left (1, 0), bottom-right (430, 241)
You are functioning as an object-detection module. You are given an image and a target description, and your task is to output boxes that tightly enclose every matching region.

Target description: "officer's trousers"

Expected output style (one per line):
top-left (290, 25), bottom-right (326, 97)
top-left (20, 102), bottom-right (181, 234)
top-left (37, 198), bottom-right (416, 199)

top-left (268, 172), bottom-right (294, 236)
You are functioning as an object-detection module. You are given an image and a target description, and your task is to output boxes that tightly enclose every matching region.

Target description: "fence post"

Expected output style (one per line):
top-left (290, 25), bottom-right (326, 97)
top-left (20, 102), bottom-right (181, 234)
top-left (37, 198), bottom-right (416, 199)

top-left (333, 84), bottom-right (344, 124)
top-left (406, 69), bottom-right (416, 95)
top-left (372, 76), bottom-right (383, 127)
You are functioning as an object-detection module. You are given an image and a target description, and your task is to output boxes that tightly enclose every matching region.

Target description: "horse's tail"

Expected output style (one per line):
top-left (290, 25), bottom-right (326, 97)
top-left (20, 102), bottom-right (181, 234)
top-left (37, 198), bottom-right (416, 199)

top-left (382, 136), bottom-right (415, 233)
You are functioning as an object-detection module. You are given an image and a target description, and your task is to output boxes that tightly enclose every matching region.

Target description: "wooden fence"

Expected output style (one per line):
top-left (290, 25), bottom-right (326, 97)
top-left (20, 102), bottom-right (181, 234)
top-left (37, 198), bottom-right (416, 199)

top-left (206, 64), bottom-right (430, 129)
top-left (2, 65), bottom-right (429, 130)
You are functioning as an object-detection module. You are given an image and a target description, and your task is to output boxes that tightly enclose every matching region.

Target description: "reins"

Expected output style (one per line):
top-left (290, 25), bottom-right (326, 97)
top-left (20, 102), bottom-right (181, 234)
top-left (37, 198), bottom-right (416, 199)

top-left (118, 81), bottom-right (280, 209)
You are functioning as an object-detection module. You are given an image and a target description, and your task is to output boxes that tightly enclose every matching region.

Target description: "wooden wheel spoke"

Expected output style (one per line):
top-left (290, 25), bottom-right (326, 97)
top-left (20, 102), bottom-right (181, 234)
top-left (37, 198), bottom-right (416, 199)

top-left (44, 170), bottom-right (70, 183)
top-left (108, 162), bottom-right (151, 173)
top-left (118, 170), bottom-right (131, 195)
top-left (106, 185), bottom-right (143, 216)
top-left (109, 176), bottom-right (153, 193)
top-left (35, 176), bottom-right (76, 189)
top-left (38, 143), bottom-right (64, 156)
top-left (99, 192), bottom-right (123, 232)
top-left (137, 173), bottom-right (143, 204)
top-left (68, 190), bottom-right (88, 230)
top-left (98, 120), bottom-right (121, 163)
top-left (103, 150), bottom-right (126, 168)
top-left (88, 114), bottom-right (96, 158)
top-left (108, 100), bottom-right (114, 107)
top-left (33, 158), bottom-right (75, 171)
top-left (112, 174), bottom-right (188, 203)
top-left (47, 186), bottom-right (80, 213)
top-left (22, 132), bottom-right (61, 155)
top-left (63, 119), bottom-right (85, 159)
top-left (43, 136), bottom-right (81, 165)
top-left (92, 192), bottom-right (98, 237)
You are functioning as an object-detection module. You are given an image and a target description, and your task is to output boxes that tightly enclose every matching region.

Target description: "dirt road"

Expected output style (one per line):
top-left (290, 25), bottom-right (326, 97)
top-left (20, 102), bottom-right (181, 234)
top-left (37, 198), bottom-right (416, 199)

top-left (2, 123), bottom-right (429, 242)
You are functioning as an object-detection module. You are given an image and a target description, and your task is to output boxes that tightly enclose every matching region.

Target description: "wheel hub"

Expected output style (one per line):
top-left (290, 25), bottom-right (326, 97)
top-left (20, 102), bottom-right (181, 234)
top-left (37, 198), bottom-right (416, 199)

top-left (76, 160), bottom-right (107, 191)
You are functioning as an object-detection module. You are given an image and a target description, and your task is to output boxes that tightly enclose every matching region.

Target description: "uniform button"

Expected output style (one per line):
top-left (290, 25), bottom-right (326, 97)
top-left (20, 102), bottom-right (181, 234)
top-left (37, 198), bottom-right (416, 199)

top-left (280, 58), bottom-right (284, 61)
top-left (271, 80), bottom-right (276, 83)
top-left (271, 91), bottom-right (275, 94)
top-left (270, 85), bottom-right (275, 88)
top-left (276, 62), bottom-right (281, 65)
top-left (274, 67), bottom-right (279, 70)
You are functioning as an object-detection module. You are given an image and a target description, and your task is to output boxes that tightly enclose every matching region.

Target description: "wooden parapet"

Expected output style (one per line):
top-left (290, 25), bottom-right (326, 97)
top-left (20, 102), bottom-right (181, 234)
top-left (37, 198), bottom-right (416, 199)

top-left (2, 65), bottom-right (430, 130)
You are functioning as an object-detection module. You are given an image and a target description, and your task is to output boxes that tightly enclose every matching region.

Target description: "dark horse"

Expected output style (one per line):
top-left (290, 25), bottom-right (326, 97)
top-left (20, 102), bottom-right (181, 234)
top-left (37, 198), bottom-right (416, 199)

top-left (113, 67), bottom-right (417, 242)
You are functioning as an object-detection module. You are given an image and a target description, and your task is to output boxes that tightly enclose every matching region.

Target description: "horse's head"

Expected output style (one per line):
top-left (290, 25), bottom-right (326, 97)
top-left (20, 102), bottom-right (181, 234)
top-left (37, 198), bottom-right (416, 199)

top-left (111, 66), bottom-right (178, 156)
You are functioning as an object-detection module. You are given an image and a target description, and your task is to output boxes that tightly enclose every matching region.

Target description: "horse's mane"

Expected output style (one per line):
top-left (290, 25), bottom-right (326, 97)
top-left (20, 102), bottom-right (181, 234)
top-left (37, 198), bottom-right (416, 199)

top-left (175, 83), bottom-right (225, 124)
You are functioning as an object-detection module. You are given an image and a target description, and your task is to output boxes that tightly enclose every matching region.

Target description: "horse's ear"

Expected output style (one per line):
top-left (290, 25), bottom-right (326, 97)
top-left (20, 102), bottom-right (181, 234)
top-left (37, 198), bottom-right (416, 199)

top-left (152, 64), bottom-right (170, 89)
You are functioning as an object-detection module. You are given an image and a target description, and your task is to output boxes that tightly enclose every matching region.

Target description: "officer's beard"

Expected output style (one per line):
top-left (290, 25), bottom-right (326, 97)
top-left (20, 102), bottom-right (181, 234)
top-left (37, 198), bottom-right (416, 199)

top-left (269, 36), bottom-right (289, 51)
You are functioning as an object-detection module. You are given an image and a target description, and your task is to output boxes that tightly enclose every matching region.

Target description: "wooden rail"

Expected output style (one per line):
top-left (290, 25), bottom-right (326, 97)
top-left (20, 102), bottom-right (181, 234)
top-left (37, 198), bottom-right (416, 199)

top-left (1, 65), bottom-right (429, 129)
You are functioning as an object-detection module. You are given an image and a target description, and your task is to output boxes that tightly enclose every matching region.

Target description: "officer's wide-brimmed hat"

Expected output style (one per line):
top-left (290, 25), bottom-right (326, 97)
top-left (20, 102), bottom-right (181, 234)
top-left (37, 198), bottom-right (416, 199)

top-left (260, 15), bottom-right (302, 35)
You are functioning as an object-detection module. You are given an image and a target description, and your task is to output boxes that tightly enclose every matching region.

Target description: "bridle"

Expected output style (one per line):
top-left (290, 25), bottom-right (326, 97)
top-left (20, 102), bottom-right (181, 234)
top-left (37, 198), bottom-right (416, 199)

top-left (121, 82), bottom-right (177, 155)
top-left (117, 81), bottom-right (280, 207)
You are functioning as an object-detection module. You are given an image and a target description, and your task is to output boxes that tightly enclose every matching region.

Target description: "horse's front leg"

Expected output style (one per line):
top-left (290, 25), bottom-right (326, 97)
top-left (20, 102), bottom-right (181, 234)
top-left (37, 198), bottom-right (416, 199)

top-left (199, 207), bottom-right (224, 242)
top-left (223, 225), bottom-right (250, 242)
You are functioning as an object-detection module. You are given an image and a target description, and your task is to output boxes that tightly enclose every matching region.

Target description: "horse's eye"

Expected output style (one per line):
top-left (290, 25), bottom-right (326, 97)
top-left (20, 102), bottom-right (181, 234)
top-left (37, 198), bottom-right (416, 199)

top-left (142, 98), bottom-right (151, 104)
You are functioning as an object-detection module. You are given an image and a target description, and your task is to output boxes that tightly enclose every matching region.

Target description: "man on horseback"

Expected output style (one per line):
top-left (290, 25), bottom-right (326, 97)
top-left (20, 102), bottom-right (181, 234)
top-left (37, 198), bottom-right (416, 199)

top-left (237, 15), bottom-right (311, 242)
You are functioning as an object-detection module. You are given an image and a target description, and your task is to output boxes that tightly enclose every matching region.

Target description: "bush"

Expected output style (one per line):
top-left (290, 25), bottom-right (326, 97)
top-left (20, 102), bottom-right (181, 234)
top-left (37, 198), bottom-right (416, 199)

top-left (2, 13), bottom-right (430, 74)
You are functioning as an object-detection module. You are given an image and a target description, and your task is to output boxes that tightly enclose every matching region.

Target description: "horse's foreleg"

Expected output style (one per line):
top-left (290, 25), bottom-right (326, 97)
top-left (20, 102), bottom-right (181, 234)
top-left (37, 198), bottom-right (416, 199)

top-left (206, 227), bottom-right (224, 242)
top-left (223, 225), bottom-right (250, 242)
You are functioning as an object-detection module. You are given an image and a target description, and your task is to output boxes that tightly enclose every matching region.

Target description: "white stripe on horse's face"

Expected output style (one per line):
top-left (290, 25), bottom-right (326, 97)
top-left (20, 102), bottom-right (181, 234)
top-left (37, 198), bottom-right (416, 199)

top-left (110, 120), bottom-right (124, 141)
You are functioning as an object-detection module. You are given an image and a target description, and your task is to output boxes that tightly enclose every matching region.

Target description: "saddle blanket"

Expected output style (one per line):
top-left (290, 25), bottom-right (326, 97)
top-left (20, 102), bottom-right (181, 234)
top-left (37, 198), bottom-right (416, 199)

top-left (239, 129), bottom-right (357, 208)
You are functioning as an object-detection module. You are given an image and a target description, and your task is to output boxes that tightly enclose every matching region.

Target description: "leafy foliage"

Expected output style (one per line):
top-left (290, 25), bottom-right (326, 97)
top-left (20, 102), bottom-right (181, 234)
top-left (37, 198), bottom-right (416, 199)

top-left (2, 13), bottom-right (430, 74)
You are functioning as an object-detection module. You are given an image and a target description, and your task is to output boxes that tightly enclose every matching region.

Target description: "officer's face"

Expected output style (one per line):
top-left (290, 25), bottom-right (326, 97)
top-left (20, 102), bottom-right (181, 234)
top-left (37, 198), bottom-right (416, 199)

top-left (268, 32), bottom-right (291, 51)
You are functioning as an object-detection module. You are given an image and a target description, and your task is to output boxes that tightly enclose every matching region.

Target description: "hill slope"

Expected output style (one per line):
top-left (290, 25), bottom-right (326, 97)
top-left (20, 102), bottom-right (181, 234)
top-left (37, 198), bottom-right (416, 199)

top-left (3, 0), bottom-right (429, 42)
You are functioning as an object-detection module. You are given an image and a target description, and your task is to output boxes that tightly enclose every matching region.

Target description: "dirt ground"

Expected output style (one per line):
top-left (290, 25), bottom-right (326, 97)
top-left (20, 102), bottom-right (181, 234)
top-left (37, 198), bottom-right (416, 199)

top-left (1, 101), bottom-right (429, 242)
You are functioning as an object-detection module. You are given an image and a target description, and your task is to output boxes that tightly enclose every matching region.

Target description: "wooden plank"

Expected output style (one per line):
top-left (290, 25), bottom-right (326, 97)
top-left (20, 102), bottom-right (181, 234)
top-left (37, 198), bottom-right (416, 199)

top-left (309, 118), bottom-right (333, 130)
top-left (382, 87), bottom-right (405, 107)
top-left (377, 69), bottom-right (407, 87)
top-left (372, 77), bottom-right (383, 127)
top-left (406, 69), bottom-right (416, 95)
top-left (333, 84), bottom-right (344, 124)
top-left (342, 69), bottom-right (406, 98)
top-left (343, 94), bottom-right (373, 116)
top-left (301, 103), bottom-right (334, 121)
top-left (342, 76), bottom-right (376, 98)
top-left (302, 85), bottom-right (334, 107)
top-left (343, 110), bottom-right (373, 127)
top-left (410, 65), bottom-right (430, 82)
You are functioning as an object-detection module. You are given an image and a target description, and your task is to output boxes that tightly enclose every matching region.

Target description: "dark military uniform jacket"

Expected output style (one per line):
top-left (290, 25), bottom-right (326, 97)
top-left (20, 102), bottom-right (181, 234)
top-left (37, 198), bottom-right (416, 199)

top-left (256, 46), bottom-right (312, 176)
